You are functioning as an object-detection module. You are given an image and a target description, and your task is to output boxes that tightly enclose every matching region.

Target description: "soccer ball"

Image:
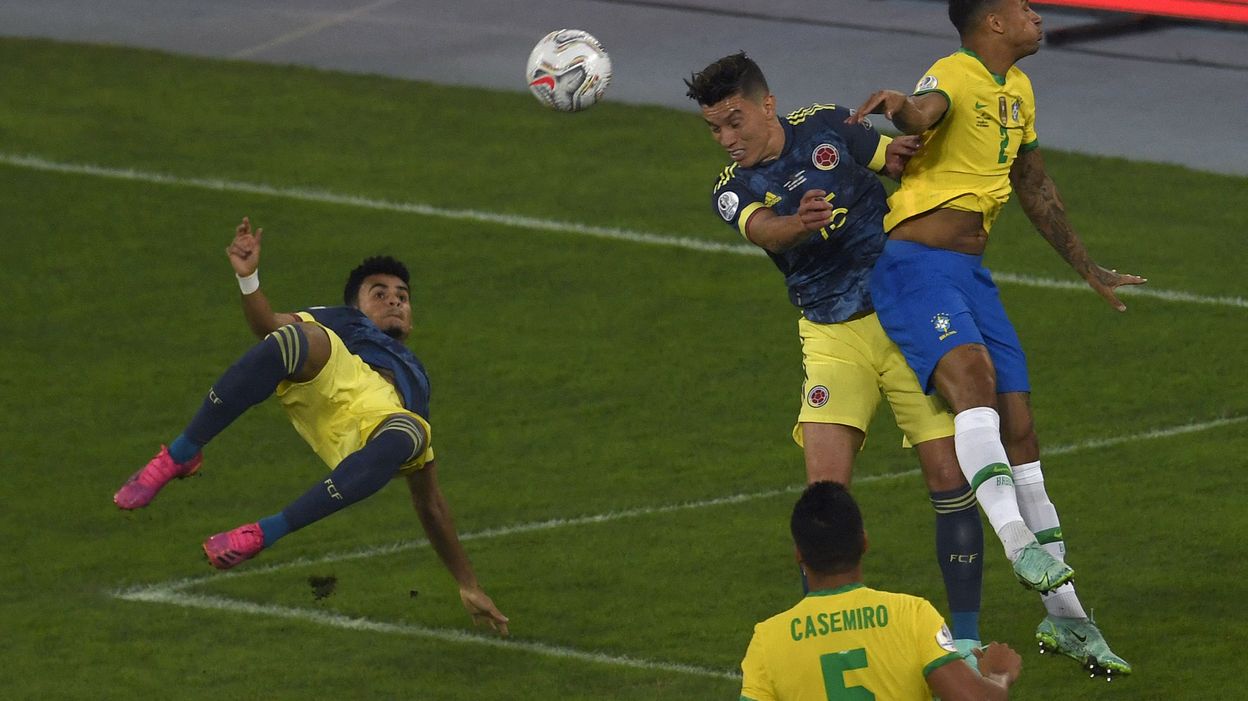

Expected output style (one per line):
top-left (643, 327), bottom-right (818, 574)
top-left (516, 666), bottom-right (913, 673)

top-left (525, 29), bottom-right (612, 112)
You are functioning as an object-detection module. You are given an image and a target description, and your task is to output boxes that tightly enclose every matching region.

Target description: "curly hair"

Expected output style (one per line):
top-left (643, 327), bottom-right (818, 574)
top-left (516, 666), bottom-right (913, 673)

top-left (342, 255), bottom-right (410, 306)
top-left (684, 51), bottom-right (769, 107)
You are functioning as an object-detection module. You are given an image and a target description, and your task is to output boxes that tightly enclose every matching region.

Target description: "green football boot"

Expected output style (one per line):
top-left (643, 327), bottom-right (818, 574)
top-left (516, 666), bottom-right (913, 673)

top-left (1012, 542), bottom-right (1074, 593)
top-left (1036, 614), bottom-right (1133, 679)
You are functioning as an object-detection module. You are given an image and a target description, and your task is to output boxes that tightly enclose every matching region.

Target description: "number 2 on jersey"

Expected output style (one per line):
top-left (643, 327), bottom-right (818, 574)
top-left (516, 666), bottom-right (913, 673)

top-left (820, 648), bottom-right (874, 700)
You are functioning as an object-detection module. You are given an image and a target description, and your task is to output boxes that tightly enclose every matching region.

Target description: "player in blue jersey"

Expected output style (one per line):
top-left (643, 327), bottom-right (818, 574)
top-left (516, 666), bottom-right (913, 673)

top-left (113, 217), bottom-right (509, 636)
top-left (847, 0), bottom-right (1141, 676)
top-left (685, 52), bottom-right (990, 663)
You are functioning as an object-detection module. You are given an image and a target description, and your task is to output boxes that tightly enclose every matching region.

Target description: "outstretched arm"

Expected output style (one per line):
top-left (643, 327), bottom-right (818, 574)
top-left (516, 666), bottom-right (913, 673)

top-left (406, 462), bottom-right (510, 636)
top-left (846, 90), bottom-right (948, 135)
top-left (744, 189), bottom-right (841, 253)
top-left (226, 217), bottom-right (300, 337)
top-left (1009, 149), bottom-right (1146, 311)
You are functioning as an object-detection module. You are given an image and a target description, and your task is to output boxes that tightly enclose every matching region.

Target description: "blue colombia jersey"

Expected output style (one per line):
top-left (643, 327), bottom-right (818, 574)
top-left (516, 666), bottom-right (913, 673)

top-left (302, 305), bottom-right (432, 419)
top-left (711, 104), bottom-right (891, 323)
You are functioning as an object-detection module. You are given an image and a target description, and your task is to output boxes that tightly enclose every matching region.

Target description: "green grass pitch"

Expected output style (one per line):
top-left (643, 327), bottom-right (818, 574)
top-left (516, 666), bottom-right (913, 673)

top-left (2, 38), bottom-right (1246, 699)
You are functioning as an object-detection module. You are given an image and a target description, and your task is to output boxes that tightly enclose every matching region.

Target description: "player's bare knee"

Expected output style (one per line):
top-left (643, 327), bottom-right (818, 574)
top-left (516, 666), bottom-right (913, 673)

top-left (997, 392), bottom-right (1038, 461)
top-left (914, 438), bottom-right (965, 491)
top-left (801, 423), bottom-right (861, 486)
top-left (933, 344), bottom-right (997, 411)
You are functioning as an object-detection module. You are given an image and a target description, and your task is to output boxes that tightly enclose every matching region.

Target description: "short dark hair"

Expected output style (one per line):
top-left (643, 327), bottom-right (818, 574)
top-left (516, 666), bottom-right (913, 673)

top-left (343, 255), bottom-right (410, 306)
top-left (948, 0), bottom-right (1000, 35)
top-left (791, 481), bottom-right (866, 575)
top-left (684, 51), bottom-right (770, 107)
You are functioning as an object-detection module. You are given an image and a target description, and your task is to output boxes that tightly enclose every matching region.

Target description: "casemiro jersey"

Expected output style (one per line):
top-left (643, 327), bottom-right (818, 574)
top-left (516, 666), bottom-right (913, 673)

top-left (740, 583), bottom-right (961, 701)
top-left (884, 49), bottom-right (1039, 234)
top-left (711, 104), bottom-right (891, 324)
top-left (301, 305), bottom-right (431, 420)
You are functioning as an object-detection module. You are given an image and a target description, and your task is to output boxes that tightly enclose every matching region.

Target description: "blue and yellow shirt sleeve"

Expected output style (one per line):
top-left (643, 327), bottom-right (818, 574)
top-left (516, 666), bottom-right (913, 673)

top-left (712, 165), bottom-right (765, 239)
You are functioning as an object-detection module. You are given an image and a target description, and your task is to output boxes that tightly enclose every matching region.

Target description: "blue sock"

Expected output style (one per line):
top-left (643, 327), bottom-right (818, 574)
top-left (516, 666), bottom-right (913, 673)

top-left (258, 513), bottom-right (291, 547)
top-left (952, 611), bottom-right (981, 642)
top-left (931, 485), bottom-right (985, 641)
top-left (168, 434), bottom-right (203, 464)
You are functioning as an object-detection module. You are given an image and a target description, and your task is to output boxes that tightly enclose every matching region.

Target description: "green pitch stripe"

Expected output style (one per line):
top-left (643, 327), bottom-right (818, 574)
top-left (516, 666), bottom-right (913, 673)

top-left (3, 153), bottom-right (1247, 310)
top-left (970, 463), bottom-right (1013, 492)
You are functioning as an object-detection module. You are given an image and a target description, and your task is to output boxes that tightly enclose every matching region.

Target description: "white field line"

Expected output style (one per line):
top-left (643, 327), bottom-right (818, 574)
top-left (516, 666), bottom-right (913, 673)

top-left (231, 0), bottom-right (401, 59)
top-left (1044, 414), bottom-right (1247, 455)
top-left (4, 152), bottom-right (1245, 309)
top-left (109, 415), bottom-right (1244, 679)
top-left (116, 589), bottom-right (739, 681)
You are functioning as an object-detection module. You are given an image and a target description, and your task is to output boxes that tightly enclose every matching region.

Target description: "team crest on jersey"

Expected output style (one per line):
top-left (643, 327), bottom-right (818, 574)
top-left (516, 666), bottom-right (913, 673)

top-left (717, 191), bottom-right (739, 221)
top-left (936, 624), bottom-right (958, 653)
top-left (916, 75), bottom-right (938, 92)
top-left (807, 385), bottom-right (830, 408)
top-left (1012, 99), bottom-right (1021, 123)
top-left (812, 144), bottom-right (840, 170)
top-left (931, 313), bottom-right (957, 341)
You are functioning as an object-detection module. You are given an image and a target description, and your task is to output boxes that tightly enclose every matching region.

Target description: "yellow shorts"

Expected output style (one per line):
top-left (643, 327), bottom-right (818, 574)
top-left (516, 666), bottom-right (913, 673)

top-left (276, 322), bottom-right (434, 476)
top-left (792, 313), bottom-right (953, 447)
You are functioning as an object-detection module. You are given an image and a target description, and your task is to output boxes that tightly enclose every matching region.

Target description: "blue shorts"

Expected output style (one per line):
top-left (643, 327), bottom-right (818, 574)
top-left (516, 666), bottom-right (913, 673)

top-left (869, 239), bottom-right (1030, 395)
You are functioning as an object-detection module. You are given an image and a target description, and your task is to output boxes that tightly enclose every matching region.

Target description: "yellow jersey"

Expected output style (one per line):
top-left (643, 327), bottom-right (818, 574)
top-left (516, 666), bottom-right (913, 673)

top-left (884, 49), bottom-right (1039, 234)
top-left (740, 583), bottom-right (960, 701)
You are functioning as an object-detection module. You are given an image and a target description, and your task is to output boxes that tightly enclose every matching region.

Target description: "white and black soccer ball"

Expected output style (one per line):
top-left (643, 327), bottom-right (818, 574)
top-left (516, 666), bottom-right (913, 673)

top-left (525, 29), bottom-right (612, 112)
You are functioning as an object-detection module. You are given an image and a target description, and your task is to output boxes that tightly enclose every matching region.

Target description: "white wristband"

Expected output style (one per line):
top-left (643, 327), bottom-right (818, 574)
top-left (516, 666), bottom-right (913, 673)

top-left (237, 270), bottom-right (260, 295)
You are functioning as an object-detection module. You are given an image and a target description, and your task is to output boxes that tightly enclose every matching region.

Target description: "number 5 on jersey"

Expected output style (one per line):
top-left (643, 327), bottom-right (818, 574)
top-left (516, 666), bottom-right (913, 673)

top-left (820, 648), bottom-right (874, 700)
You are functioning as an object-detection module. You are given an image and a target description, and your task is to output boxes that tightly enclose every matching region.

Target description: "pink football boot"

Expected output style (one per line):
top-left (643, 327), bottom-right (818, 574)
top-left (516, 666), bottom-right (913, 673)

top-left (114, 445), bottom-right (203, 510)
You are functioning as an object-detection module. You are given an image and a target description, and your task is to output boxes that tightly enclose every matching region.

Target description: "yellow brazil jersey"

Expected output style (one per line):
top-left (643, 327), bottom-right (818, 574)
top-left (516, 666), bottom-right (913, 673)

top-left (883, 49), bottom-right (1038, 235)
top-left (740, 583), bottom-right (961, 701)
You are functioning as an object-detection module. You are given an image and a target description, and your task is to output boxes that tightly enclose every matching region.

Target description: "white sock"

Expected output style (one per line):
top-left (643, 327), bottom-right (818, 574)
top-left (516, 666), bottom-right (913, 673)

top-left (954, 407), bottom-right (1034, 560)
top-left (1013, 460), bottom-right (1088, 620)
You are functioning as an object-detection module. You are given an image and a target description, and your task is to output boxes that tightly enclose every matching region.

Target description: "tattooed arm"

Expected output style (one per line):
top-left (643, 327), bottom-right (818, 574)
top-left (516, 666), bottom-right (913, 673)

top-left (1009, 148), bottom-right (1146, 311)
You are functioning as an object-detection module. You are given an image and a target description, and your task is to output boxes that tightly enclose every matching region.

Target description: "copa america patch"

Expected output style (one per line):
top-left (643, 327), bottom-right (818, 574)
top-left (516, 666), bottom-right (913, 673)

top-left (717, 191), bottom-right (740, 221)
top-left (936, 624), bottom-right (958, 652)
top-left (916, 75), bottom-right (938, 92)
top-left (812, 143), bottom-right (840, 170)
top-left (807, 385), bottom-right (830, 408)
